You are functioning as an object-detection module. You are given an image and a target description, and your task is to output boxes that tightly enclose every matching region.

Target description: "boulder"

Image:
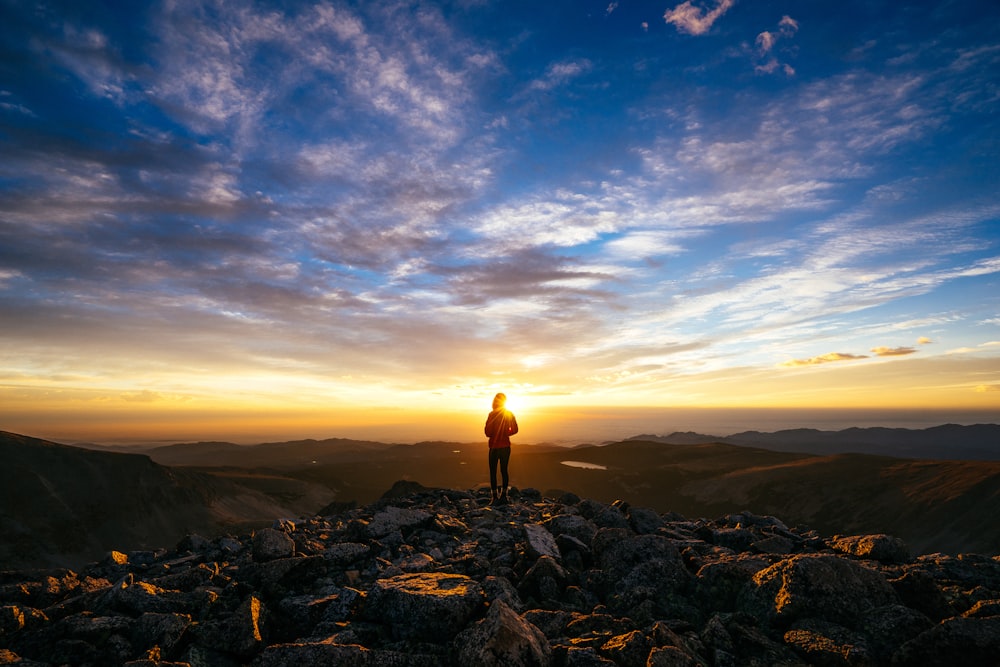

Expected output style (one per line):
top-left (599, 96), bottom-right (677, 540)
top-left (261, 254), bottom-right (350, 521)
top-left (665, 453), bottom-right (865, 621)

top-left (362, 572), bottom-right (484, 641)
top-left (831, 534), bottom-right (910, 564)
top-left (252, 529), bottom-right (295, 562)
top-left (195, 595), bottom-right (266, 659)
top-left (455, 599), bottom-right (552, 666)
top-left (524, 524), bottom-right (561, 561)
top-left (892, 616), bottom-right (1000, 666)
top-left (739, 554), bottom-right (898, 628)
top-left (365, 507), bottom-right (433, 538)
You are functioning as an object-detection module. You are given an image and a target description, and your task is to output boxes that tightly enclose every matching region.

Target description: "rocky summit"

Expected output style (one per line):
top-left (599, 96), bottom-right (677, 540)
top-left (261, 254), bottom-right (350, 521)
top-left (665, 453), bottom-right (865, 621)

top-left (2, 482), bottom-right (999, 667)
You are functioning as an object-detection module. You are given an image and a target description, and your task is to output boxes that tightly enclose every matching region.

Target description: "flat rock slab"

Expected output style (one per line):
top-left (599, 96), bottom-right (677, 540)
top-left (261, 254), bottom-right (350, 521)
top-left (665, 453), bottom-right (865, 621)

top-left (362, 572), bottom-right (484, 641)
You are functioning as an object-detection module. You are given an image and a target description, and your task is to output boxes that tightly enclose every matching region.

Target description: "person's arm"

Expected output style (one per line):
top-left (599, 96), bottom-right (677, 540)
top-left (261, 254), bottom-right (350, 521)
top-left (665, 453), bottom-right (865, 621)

top-left (485, 412), bottom-right (496, 438)
top-left (508, 412), bottom-right (518, 436)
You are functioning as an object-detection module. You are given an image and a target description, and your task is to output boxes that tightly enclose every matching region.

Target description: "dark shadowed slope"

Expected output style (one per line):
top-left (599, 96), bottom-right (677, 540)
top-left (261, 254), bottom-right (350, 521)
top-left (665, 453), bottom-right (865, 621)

top-left (0, 431), bottom-right (335, 570)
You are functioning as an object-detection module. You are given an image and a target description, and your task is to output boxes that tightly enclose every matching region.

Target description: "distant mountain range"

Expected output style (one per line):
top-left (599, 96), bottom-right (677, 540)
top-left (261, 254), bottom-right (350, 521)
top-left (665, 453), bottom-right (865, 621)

top-left (3, 423), bottom-right (999, 569)
top-left (626, 423), bottom-right (1000, 460)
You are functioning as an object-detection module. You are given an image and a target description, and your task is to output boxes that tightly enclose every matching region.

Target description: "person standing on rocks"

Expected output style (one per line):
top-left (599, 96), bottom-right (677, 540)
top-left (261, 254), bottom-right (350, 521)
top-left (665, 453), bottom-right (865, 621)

top-left (485, 392), bottom-right (518, 505)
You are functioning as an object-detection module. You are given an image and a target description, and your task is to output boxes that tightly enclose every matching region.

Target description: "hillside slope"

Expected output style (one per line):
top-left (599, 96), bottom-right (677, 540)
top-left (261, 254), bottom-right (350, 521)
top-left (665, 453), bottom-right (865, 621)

top-left (0, 432), bottom-right (335, 569)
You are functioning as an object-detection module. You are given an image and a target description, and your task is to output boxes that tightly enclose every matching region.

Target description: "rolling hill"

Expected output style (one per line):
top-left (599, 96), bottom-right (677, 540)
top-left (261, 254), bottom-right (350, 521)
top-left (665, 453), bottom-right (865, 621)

top-left (4, 425), bottom-right (1000, 569)
top-left (0, 431), bottom-right (335, 569)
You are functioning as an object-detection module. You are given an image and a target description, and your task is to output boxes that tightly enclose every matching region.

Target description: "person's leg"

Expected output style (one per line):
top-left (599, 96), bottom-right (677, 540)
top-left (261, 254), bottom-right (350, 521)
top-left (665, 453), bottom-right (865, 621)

top-left (488, 449), bottom-right (500, 502)
top-left (498, 447), bottom-right (511, 502)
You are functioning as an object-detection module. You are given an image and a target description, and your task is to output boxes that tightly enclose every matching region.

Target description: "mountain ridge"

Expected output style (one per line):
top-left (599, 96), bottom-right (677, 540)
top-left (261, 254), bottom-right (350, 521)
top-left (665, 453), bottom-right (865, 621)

top-left (626, 423), bottom-right (1000, 460)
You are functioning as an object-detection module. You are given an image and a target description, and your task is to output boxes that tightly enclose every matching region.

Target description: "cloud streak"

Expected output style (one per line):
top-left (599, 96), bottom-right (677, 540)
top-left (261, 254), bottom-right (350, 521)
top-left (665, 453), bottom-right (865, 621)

top-left (664, 0), bottom-right (736, 36)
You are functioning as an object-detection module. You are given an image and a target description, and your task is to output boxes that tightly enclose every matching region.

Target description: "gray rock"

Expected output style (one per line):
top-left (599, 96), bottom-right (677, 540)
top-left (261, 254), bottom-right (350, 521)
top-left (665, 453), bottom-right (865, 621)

top-left (892, 616), bottom-right (1000, 666)
top-left (325, 541), bottom-right (371, 565)
top-left (544, 514), bottom-right (598, 546)
top-left (196, 595), bottom-right (266, 659)
top-left (524, 523), bottom-right (561, 561)
top-left (739, 554), bottom-right (899, 628)
top-left (252, 529), bottom-right (295, 562)
top-left (455, 599), bottom-right (552, 666)
top-left (366, 507), bottom-right (432, 538)
top-left (362, 572), bottom-right (484, 641)
top-left (626, 506), bottom-right (664, 535)
top-left (831, 534), bottom-right (910, 564)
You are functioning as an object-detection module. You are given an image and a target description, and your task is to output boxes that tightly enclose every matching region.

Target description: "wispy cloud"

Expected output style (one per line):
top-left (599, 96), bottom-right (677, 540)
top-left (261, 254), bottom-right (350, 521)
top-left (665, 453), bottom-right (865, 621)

top-left (871, 346), bottom-right (917, 357)
top-left (754, 15), bottom-right (798, 75)
top-left (779, 352), bottom-right (868, 367)
top-left (664, 0), bottom-right (736, 36)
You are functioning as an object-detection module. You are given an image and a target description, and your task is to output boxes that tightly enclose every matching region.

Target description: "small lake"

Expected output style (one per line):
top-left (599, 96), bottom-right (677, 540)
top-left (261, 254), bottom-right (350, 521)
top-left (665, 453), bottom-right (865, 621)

top-left (560, 460), bottom-right (607, 470)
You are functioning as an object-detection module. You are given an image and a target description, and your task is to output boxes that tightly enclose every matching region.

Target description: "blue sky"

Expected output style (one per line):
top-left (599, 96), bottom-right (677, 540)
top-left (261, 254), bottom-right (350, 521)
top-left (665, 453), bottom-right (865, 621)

top-left (1, 0), bottom-right (998, 443)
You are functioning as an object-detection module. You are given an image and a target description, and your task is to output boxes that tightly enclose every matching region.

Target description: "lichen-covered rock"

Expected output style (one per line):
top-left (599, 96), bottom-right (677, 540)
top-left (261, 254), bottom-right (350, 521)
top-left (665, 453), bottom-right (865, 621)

top-left (739, 554), bottom-right (899, 628)
top-left (362, 572), bottom-right (484, 641)
top-left (366, 506), bottom-right (433, 538)
top-left (831, 534), bottom-right (911, 564)
top-left (455, 599), bottom-right (551, 666)
top-left (252, 528), bottom-right (296, 562)
top-left (196, 595), bottom-right (266, 659)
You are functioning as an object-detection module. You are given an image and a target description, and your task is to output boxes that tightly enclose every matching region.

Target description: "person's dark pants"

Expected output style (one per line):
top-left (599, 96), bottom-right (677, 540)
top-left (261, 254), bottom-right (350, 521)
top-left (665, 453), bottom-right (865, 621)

top-left (488, 446), bottom-right (511, 492)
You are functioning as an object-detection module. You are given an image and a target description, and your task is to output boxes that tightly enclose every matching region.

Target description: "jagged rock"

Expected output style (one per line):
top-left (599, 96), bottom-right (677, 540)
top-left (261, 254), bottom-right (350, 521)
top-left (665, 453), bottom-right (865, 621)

top-left (962, 598), bottom-right (1000, 617)
top-left (646, 645), bottom-right (700, 666)
top-left (2, 483), bottom-right (999, 667)
top-left (252, 528), bottom-right (295, 562)
top-left (132, 611), bottom-right (191, 655)
top-left (626, 506), bottom-right (664, 535)
top-left (195, 595), bottom-right (266, 659)
top-left (888, 569), bottom-right (953, 621)
top-left (561, 646), bottom-right (617, 665)
top-left (362, 572), bottom-right (484, 641)
top-left (739, 554), bottom-right (899, 628)
top-left (858, 604), bottom-right (932, 662)
top-left (253, 638), bottom-right (440, 666)
top-left (892, 616), bottom-right (1000, 666)
top-left (783, 618), bottom-right (873, 666)
top-left (751, 534), bottom-right (796, 555)
top-left (455, 599), bottom-right (551, 666)
top-left (831, 534), bottom-right (911, 564)
top-left (599, 629), bottom-right (651, 667)
top-left (325, 541), bottom-right (371, 565)
top-left (518, 555), bottom-right (569, 604)
top-left (524, 524), bottom-right (560, 561)
top-left (545, 514), bottom-right (598, 546)
top-left (366, 506), bottom-right (433, 538)
top-left (694, 554), bottom-right (772, 612)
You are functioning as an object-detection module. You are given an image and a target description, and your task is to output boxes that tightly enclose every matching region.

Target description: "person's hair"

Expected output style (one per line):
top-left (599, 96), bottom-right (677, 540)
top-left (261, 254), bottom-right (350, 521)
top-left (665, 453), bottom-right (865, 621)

top-left (494, 392), bottom-right (506, 402)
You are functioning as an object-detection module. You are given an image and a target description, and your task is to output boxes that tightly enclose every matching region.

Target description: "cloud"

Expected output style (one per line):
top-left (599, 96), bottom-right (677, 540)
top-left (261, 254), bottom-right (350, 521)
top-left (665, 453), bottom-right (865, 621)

top-left (918, 336), bottom-right (934, 345)
top-left (753, 15), bottom-right (798, 76)
top-left (527, 59), bottom-right (592, 92)
top-left (663, 0), bottom-right (735, 36)
top-left (871, 346), bottom-right (917, 357)
top-left (779, 352), bottom-right (868, 367)
top-left (975, 384), bottom-right (1000, 393)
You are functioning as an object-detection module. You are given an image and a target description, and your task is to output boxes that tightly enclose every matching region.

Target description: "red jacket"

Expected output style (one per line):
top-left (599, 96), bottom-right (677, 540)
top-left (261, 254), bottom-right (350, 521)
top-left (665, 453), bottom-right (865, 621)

top-left (485, 409), bottom-right (518, 449)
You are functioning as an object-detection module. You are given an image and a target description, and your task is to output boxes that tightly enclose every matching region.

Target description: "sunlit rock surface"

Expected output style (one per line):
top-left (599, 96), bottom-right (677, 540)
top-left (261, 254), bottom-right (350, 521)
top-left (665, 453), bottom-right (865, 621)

top-left (1, 482), bottom-right (999, 666)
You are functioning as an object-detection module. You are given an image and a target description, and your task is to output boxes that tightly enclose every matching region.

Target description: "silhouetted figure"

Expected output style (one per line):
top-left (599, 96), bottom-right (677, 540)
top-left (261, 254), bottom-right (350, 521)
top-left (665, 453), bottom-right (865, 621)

top-left (484, 392), bottom-right (518, 505)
